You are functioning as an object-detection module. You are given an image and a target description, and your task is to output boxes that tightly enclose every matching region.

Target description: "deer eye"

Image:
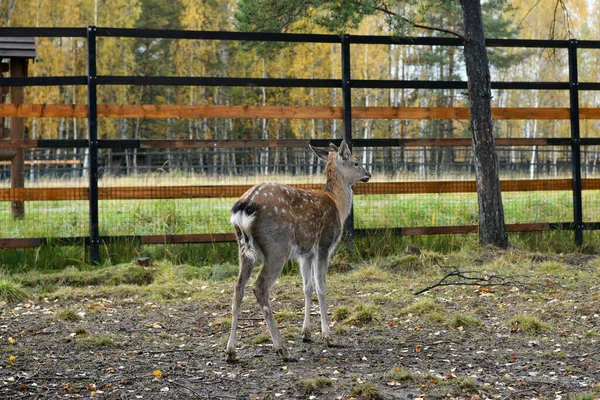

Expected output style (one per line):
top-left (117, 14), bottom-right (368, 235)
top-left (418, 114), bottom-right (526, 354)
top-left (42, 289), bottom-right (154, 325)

top-left (354, 162), bottom-right (359, 167)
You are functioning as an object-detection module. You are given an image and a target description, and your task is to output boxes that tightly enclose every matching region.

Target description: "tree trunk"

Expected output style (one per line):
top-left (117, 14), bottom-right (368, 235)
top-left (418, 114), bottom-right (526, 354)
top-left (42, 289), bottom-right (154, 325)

top-left (460, 0), bottom-right (509, 248)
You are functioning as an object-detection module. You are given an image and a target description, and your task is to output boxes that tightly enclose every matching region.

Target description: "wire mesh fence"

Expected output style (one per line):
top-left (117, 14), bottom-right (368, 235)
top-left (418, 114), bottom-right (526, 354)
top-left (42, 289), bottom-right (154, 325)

top-left (2, 28), bottom-right (600, 263)
top-left (1, 144), bottom-right (596, 240)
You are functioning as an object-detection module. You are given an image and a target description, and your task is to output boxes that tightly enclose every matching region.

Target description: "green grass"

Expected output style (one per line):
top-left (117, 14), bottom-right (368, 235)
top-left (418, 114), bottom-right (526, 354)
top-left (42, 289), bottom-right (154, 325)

top-left (2, 176), bottom-right (599, 271)
top-left (296, 376), bottom-right (333, 394)
top-left (509, 314), bottom-right (550, 334)
top-left (54, 307), bottom-right (83, 322)
top-left (450, 314), bottom-right (483, 329)
top-left (0, 279), bottom-right (28, 303)
top-left (346, 303), bottom-right (380, 325)
top-left (383, 366), bottom-right (413, 382)
top-left (75, 333), bottom-right (121, 349)
top-left (349, 382), bottom-right (382, 400)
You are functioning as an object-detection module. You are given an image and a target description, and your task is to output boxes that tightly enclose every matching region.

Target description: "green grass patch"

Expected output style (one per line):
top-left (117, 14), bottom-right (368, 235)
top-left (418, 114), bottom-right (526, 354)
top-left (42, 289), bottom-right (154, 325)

top-left (251, 334), bottom-right (270, 345)
top-left (450, 314), bottom-right (483, 329)
top-left (296, 376), bottom-right (333, 394)
top-left (274, 307), bottom-right (299, 323)
top-left (383, 366), bottom-right (413, 382)
top-left (75, 333), bottom-right (121, 349)
top-left (509, 314), bottom-right (550, 334)
top-left (0, 279), bottom-right (28, 303)
top-left (399, 297), bottom-right (444, 316)
top-left (349, 382), bottom-right (382, 400)
top-left (570, 392), bottom-right (597, 400)
top-left (54, 307), bottom-right (83, 322)
top-left (347, 303), bottom-right (379, 325)
top-left (332, 305), bottom-right (351, 321)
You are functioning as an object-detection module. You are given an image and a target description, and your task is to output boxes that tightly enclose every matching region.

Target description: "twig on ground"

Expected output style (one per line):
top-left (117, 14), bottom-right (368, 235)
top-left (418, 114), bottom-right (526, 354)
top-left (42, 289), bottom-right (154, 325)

top-left (167, 379), bottom-right (204, 397)
top-left (414, 265), bottom-right (526, 295)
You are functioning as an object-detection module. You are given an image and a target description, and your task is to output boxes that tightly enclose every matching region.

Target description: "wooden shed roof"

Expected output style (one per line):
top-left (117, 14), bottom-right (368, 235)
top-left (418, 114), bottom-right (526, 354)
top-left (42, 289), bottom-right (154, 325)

top-left (0, 37), bottom-right (36, 58)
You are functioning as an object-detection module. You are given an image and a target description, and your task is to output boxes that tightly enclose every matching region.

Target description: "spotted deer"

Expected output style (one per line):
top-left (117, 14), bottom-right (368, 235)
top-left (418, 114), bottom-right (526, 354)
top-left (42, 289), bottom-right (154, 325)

top-left (226, 140), bottom-right (371, 362)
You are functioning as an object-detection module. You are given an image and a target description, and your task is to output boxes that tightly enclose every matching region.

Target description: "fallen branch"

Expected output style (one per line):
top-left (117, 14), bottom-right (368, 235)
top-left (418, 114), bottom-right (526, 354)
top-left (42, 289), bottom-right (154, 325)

top-left (414, 265), bottom-right (524, 295)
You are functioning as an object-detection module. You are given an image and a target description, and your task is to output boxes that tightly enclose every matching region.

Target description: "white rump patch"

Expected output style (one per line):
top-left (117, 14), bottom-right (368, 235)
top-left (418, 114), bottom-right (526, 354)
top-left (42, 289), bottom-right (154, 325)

top-left (231, 210), bottom-right (258, 263)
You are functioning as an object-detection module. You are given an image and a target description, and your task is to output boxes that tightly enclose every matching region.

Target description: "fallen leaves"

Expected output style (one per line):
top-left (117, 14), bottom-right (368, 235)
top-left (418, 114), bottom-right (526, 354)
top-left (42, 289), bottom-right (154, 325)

top-left (153, 370), bottom-right (163, 379)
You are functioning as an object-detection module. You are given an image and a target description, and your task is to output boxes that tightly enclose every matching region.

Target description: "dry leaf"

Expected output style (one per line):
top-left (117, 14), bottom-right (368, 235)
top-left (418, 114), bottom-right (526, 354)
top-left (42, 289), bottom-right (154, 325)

top-left (415, 345), bottom-right (422, 353)
top-left (8, 355), bottom-right (16, 362)
top-left (153, 370), bottom-right (163, 379)
top-left (8, 337), bottom-right (16, 345)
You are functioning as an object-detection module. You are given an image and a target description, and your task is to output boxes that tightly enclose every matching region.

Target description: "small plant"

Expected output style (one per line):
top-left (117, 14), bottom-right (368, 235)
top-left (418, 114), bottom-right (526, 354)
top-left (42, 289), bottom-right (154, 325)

top-left (209, 263), bottom-right (239, 281)
top-left (55, 308), bottom-right (83, 322)
top-left (296, 376), bottom-right (333, 394)
top-left (400, 297), bottom-right (444, 316)
top-left (570, 392), bottom-right (597, 400)
top-left (274, 307), bottom-right (298, 323)
top-left (0, 279), bottom-right (28, 303)
top-left (383, 366), bottom-right (413, 382)
top-left (210, 317), bottom-right (232, 330)
top-left (509, 314), bottom-right (549, 334)
top-left (332, 305), bottom-right (351, 321)
top-left (74, 328), bottom-right (87, 336)
top-left (451, 314), bottom-right (482, 329)
top-left (368, 335), bottom-right (385, 344)
top-left (333, 325), bottom-right (348, 335)
top-left (427, 311), bottom-right (447, 324)
top-left (75, 334), bottom-right (120, 349)
top-left (348, 303), bottom-right (379, 325)
top-left (251, 334), bottom-right (270, 345)
top-left (349, 382), bottom-right (382, 400)
top-left (453, 377), bottom-right (481, 394)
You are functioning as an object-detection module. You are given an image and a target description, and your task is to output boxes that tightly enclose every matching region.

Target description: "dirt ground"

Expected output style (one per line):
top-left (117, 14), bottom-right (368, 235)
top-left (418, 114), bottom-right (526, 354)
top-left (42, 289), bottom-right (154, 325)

top-left (1, 249), bottom-right (599, 399)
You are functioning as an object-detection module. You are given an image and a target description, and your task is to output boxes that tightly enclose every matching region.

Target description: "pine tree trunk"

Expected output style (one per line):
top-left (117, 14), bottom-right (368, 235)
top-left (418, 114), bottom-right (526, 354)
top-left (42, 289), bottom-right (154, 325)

top-left (460, 0), bottom-right (509, 248)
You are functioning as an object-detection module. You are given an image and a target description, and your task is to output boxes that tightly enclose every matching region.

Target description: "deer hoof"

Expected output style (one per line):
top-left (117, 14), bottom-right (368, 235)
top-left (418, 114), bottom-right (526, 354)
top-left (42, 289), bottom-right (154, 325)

top-left (276, 348), bottom-right (296, 362)
top-left (225, 351), bottom-right (238, 363)
top-left (302, 331), bottom-right (312, 343)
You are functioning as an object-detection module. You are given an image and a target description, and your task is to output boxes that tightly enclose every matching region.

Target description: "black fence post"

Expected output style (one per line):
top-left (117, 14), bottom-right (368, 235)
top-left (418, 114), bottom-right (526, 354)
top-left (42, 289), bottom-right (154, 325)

top-left (87, 26), bottom-right (100, 264)
top-left (568, 39), bottom-right (584, 246)
top-left (341, 34), bottom-right (355, 244)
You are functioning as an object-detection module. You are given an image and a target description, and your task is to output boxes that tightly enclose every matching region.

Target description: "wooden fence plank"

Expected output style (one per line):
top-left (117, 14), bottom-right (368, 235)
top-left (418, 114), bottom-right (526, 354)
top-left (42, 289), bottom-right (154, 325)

top-left (0, 223), bottom-right (555, 248)
top-left (3, 104), bottom-right (600, 120)
top-left (1, 179), bottom-right (595, 201)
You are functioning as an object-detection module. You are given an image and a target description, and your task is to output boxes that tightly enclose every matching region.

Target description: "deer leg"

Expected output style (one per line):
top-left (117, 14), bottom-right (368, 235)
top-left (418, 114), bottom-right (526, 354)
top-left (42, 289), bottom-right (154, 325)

top-left (226, 248), bottom-right (256, 362)
top-left (253, 255), bottom-right (294, 361)
top-left (299, 254), bottom-right (314, 342)
top-left (314, 256), bottom-right (337, 347)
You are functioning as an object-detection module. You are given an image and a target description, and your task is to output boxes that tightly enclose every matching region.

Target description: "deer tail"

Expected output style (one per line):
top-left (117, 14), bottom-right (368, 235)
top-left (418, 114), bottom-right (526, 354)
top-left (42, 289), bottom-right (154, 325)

top-left (230, 201), bottom-right (259, 263)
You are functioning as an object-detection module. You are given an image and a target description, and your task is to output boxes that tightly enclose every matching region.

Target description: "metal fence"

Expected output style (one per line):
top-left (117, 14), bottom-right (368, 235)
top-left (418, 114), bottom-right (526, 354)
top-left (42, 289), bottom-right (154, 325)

top-left (2, 27), bottom-right (600, 264)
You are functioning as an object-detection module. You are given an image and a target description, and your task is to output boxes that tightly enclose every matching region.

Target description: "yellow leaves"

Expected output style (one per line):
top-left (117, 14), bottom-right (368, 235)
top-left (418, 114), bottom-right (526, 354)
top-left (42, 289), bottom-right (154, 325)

top-left (8, 337), bottom-right (16, 344)
top-left (8, 355), bottom-right (16, 362)
top-left (153, 369), bottom-right (163, 379)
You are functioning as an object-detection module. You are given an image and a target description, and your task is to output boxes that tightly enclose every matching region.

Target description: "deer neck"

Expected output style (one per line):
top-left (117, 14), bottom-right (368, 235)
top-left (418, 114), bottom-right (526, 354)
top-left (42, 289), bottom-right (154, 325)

top-left (324, 160), bottom-right (353, 224)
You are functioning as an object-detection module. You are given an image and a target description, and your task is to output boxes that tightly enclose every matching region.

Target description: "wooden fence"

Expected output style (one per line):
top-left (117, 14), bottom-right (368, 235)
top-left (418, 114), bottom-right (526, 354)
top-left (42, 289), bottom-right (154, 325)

top-left (1, 27), bottom-right (600, 263)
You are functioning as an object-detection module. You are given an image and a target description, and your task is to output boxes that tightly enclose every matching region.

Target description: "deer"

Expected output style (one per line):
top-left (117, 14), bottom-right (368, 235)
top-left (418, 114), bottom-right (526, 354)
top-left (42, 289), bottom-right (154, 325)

top-left (226, 140), bottom-right (371, 362)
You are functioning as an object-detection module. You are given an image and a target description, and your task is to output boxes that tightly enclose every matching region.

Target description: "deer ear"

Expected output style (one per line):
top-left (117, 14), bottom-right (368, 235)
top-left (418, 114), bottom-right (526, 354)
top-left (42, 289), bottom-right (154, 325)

top-left (329, 143), bottom-right (339, 152)
top-left (310, 145), bottom-right (330, 162)
top-left (338, 140), bottom-right (352, 160)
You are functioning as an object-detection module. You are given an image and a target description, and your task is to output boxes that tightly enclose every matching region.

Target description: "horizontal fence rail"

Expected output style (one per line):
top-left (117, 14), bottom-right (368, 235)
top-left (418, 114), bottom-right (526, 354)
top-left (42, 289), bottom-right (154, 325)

top-left (2, 179), bottom-right (600, 202)
top-left (1, 27), bottom-right (599, 262)
top-left (4, 105), bottom-right (600, 120)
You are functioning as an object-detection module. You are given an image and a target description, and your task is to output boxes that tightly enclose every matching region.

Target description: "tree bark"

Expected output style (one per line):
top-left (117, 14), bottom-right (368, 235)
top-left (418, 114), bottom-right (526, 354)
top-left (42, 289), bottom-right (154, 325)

top-left (460, 0), bottom-right (509, 248)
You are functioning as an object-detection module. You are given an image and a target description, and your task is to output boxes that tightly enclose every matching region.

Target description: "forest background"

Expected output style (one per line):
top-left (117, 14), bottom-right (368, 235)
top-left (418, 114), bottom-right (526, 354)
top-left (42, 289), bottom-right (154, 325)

top-left (1, 0), bottom-right (600, 178)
